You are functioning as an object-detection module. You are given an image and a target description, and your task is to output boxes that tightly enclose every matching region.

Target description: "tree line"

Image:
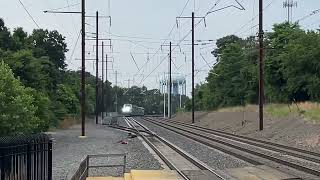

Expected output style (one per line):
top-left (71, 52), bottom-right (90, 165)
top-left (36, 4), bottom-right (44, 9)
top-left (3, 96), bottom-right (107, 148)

top-left (186, 23), bottom-right (320, 111)
top-left (0, 18), bottom-right (186, 136)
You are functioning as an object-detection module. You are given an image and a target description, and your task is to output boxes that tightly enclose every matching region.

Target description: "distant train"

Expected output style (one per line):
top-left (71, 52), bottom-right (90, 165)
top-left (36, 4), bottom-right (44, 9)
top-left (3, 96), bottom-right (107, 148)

top-left (121, 104), bottom-right (145, 116)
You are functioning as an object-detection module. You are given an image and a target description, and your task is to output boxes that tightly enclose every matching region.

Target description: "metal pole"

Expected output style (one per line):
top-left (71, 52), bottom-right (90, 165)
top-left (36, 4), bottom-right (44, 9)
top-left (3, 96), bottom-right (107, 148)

top-left (259, 0), bottom-right (264, 131)
top-left (180, 82), bottom-right (182, 108)
top-left (163, 73), bottom-right (166, 118)
top-left (115, 70), bottom-right (118, 113)
top-left (101, 41), bottom-right (104, 120)
top-left (81, 0), bottom-right (86, 136)
top-left (287, 0), bottom-right (290, 22)
top-left (192, 12), bottom-right (195, 124)
top-left (95, 11), bottom-right (99, 124)
top-left (169, 42), bottom-right (172, 119)
top-left (105, 54), bottom-right (108, 116)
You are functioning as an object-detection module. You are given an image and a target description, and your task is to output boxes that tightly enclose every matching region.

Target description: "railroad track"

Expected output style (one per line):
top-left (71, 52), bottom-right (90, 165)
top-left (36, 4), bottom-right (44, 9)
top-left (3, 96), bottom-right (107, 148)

top-left (141, 116), bottom-right (320, 179)
top-left (121, 117), bottom-right (225, 180)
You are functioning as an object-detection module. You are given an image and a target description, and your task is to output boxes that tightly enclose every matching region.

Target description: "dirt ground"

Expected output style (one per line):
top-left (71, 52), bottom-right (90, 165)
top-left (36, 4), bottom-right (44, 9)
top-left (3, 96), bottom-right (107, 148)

top-left (172, 110), bottom-right (320, 153)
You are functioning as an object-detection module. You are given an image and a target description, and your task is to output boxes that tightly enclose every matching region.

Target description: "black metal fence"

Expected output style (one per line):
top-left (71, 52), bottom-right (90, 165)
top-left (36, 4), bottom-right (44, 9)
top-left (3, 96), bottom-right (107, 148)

top-left (70, 154), bottom-right (126, 180)
top-left (0, 134), bottom-right (52, 180)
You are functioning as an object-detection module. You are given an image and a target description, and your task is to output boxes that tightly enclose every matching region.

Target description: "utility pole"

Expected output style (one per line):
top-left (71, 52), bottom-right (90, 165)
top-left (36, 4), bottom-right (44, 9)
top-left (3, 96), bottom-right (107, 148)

top-left (163, 73), bottom-right (166, 118)
top-left (259, 0), bottom-right (264, 131)
top-left (124, 79), bottom-right (132, 88)
top-left (191, 12), bottom-right (195, 124)
top-left (168, 42), bottom-right (172, 119)
top-left (283, 0), bottom-right (297, 22)
top-left (176, 12), bottom-right (205, 124)
top-left (115, 70), bottom-right (118, 113)
top-left (95, 11), bottom-right (99, 124)
top-left (43, 5), bottom-right (113, 137)
top-left (81, 0), bottom-right (86, 136)
top-left (105, 53), bottom-right (108, 116)
top-left (101, 41), bottom-right (105, 119)
top-left (160, 43), bottom-right (179, 119)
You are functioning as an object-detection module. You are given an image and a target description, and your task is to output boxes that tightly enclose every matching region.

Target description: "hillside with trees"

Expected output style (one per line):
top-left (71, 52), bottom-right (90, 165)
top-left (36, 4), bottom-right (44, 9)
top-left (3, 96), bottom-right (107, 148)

top-left (186, 23), bottom-right (320, 111)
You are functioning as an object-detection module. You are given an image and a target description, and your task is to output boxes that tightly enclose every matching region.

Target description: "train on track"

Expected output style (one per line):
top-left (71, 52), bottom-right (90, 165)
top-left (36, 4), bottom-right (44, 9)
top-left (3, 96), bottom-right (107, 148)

top-left (121, 104), bottom-right (144, 116)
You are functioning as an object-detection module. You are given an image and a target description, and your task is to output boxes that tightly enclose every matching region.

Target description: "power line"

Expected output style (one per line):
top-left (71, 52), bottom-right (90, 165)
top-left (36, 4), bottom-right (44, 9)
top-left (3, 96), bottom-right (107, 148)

top-left (138, 0), bottom-right (223, 86)
top-left (232, 0), bottom-right (276, 35)
top-left (135, 0), bottom-right (192, 78)
top-left (297, 8), bottom-right (320, 23)
top-left (18, 0), bottom-right (40, 28)
top-left (68, 30), bottom-right (81, 65)
top-left (47, 2), bottom-right (80, 11)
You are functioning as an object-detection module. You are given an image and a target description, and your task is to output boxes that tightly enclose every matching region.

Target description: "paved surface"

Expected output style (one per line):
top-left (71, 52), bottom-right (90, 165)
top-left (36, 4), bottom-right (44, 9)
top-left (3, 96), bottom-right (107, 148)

top-left (51, 120), bottom-right (162, 180)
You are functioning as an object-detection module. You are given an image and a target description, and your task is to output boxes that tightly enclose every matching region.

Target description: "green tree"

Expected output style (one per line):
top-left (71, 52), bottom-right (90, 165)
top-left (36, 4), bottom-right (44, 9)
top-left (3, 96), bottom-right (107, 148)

top-left (0, 62), bottom-right (44, 136)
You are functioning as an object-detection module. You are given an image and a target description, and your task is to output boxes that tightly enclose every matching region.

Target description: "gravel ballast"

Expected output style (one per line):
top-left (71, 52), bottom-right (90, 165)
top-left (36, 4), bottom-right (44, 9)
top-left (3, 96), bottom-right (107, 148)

top-left (51, 120), bottom-right (162, 180)
top-left (134, 117), bottom-right (250, 170)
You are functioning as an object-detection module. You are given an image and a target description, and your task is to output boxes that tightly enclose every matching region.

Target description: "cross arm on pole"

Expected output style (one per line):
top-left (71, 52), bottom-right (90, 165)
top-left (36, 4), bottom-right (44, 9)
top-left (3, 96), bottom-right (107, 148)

top-left (176, 16), bottom-right (206, 28)
top-left (206, 0), bottom-right (245, 15)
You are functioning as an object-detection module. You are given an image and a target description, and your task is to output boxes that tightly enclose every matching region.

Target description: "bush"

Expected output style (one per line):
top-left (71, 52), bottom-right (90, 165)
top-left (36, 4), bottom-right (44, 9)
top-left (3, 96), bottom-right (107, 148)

top-left (0, 62), bottom-right (44, 136)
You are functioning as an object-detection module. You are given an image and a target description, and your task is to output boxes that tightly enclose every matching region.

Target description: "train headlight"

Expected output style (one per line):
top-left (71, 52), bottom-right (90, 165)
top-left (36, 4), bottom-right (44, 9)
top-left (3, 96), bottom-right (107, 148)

top-left (122, 107), bottom-right (131, 113)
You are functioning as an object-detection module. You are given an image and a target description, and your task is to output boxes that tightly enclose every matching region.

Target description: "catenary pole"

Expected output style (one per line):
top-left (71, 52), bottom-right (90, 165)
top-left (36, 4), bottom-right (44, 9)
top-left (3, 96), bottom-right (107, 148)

top-left (81, 0), bottom-right (86, 136)
top-left (101, 41), bottom-right (104, 120)
top-left (105, 53), bottom-right (108, 116)
top-left (115, 70), bottom-right (118, 113)
top-left (95, 11), bottom-right (99, 124)
top-left (259, 0), bottom-right (264, 131)
top-left (164, 73), bottom-right (166, 118)
top-left (192, 12), bottom-right (195, 124)
top-left (168, 42), bottom-right (172, 119)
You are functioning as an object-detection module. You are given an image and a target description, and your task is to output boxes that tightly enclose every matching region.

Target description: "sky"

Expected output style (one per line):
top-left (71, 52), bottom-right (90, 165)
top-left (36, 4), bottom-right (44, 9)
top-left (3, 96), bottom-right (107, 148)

top-left (1, 0), bottom-right (320, 96)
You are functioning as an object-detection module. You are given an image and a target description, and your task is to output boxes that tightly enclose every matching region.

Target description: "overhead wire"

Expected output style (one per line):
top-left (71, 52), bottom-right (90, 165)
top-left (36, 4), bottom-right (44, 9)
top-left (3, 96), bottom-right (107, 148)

top-left (68, 30), bottom-right (81, 65)
top-left (232, 0), bottom-right (276, 35)
top-left (138, 0), bottom-right (223, 86)
top-left (135, 0), bottom-right (192, 80)
top-left (18, 0), bottom-right (40, 28)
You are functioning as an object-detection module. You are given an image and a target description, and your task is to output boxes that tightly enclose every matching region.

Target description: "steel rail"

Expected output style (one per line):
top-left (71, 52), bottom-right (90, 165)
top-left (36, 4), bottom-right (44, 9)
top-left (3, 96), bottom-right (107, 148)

top-left (141, 117), bottom-right (320, 177)
top-left (150, 116), bottom-right (320, 161)
top-left (124, 117), bottom-right (191, 180)
top-left (129, 117), bottom-right (226, 180)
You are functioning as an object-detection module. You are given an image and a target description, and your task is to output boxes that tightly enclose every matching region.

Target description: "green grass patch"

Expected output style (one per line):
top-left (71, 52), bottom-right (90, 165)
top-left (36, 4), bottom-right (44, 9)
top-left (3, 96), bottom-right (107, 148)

top-left (265, 104), bottom-right (294, 118)
top-left (304, 108), bottom-right (320, 123)
top-left (266, 102), bottom-right (320, 123)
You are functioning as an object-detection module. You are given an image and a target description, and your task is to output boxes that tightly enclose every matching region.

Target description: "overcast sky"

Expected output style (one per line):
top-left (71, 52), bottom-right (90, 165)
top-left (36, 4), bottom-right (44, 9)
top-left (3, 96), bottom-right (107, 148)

top-left (1, 0), bottom-right (319, 95)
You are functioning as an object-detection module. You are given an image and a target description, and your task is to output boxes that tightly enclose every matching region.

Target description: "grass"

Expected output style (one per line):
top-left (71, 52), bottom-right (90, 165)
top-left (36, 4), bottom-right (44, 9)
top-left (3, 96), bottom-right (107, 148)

top-left (265, 102), bottom-right (320, 122)
top-left (215, 102), bottom-right (320, 123)
top-left (265, 104), bottom-right (294, 118)
top-left (217, 104), bottom-right (258, 113)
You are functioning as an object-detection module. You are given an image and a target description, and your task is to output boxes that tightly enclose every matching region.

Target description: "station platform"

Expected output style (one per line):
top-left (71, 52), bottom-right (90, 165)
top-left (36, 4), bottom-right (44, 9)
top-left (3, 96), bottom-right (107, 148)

top-left (86, 170), bottom-right (183, 180)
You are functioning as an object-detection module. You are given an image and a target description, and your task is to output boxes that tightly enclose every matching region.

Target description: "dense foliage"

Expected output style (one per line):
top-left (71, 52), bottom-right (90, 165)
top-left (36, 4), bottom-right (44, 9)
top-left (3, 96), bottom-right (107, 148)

top-left (0, 62), bottom-right (45, 136)
top-left (0, 18), bottom-right (99, 134)
top-left (0, 18), bottom-right (182, 135)
top-left (187, 23), bottom-right (320, 111)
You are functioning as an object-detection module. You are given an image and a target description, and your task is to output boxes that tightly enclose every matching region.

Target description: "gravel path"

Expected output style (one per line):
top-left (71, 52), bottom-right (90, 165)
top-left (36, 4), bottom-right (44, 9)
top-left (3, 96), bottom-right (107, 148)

top-left (51, 119), bottom-right (162, 180)
top-left (134, 117), bottom-right (250, 170)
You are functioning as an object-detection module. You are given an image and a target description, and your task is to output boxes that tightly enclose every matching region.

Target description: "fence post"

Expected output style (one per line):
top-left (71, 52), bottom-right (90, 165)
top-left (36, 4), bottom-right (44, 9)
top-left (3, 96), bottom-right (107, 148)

top-left (27, 143), bottom-right (31, 180)
top-left (123, 155), bottom-right (126, 174)
top-left (48, 139), bottom-right (53, 180)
